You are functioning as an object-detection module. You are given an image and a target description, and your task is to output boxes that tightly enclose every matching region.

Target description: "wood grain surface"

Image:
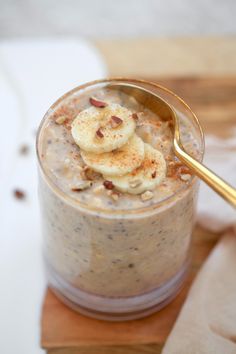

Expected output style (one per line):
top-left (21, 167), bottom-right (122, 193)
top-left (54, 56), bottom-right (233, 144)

top-left (41, 76), bottom-right (236, 354)
top-left (95, 38), bottom-right (236, 77)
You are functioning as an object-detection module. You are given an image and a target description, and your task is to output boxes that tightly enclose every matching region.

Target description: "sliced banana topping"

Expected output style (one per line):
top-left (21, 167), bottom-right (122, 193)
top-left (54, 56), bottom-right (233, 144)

top-left (71, 103), bottom-right (136, 153)
top-left (81, 134), bottom-right (145, 176)
top-left (103, 144), bottom-right (166, 194)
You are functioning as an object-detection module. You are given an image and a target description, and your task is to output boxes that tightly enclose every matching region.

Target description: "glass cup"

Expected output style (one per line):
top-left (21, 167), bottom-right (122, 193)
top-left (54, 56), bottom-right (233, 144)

top-left (36, 78), bottom-right (204, 321)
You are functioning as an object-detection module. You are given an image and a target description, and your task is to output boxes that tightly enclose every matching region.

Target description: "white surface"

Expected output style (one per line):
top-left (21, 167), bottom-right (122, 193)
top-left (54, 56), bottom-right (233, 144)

top-left (1, 0), bottom-right (236, 38)
top-left (198, 132), bottom-right (236, 231)
top-left (0, 38), bottom-right (106, 354)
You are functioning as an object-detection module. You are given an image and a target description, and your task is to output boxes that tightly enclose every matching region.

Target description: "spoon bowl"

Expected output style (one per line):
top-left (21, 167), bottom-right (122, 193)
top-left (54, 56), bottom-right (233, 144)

top-left (109, 82), bottom-right (236, 208)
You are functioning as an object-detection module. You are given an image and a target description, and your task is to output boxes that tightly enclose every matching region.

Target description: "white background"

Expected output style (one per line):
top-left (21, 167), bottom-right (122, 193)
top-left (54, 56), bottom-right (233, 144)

top-left (0, 38), bottom-right (106, 354)
top-left (1, 0), bottom-right (236, 38)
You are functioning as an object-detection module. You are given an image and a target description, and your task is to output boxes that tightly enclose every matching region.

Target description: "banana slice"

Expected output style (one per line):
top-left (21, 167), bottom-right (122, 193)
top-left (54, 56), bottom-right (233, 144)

top-left (103, 144), bottom-right (166, 194)
top-left (71, 103), bottom-right (136, 153)
top-left (81, 134), bottom-right (144, 176)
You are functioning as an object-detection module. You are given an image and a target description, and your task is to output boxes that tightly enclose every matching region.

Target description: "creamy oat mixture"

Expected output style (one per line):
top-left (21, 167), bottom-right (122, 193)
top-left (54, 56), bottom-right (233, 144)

top-left (38, 86), bottom-right (201, 298)
top-left (39, 87), bottom-right (199, 210)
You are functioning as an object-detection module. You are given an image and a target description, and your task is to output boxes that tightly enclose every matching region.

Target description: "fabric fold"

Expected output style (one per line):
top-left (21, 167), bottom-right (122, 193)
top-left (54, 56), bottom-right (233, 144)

top-left (162, 132), bottom-right (236, 353)
top-left (163, 231), bottom-right (236, 354)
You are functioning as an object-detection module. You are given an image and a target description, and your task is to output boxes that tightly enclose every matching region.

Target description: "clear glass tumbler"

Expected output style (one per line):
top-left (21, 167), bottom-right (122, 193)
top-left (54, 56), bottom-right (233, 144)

top-left (36, 78), bottom-right (204, 321)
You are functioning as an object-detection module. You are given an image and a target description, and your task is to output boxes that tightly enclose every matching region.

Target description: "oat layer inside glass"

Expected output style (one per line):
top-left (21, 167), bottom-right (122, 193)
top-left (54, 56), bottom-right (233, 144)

top-left (37, 79), bottom-right (204, 320)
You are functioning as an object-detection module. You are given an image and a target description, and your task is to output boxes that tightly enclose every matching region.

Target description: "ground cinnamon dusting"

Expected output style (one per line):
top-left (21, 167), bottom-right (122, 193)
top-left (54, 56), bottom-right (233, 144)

top-left (130, 157), bottom-right (156, 177)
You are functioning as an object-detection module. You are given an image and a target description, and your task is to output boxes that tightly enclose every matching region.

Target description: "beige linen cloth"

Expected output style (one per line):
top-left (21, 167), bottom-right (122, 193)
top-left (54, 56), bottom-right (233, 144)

top-left (162, 132), bottom-right (236, 354)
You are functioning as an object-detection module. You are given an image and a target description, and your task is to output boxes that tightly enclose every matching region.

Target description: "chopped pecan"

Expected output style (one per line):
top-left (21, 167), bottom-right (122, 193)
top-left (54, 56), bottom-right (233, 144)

top-left (82, 166), bottom-right (102, 181)
top-left (131, 113), bottom-right (139, 121)
top-left (141, 191), bottom-right (154, 201)
top-left (129, 179), bottom-right (142, 188)
top-left (71, 181), bottom-right (92, 192)
top-left (55, 115), bottom-right (67, 124)
top-left (95, 128), bottom-right (104, 138)
top-left (93, 185), bottom-right (105, 194)
top-left (110, 115), bottom-right (123, 128)
top-left (90, 97), bottom-right (107, 108)
top-left (151, 171), bottom-right (156, 178)
top-left (178, 166), bottom-right (192, 175)
top-left (107, 190), bottom-right (120, 201)
top-left (103, 180), bottom-right (114, 190)
top-left (180, 173), bottom-right (192, 181)
top-left (167, 161), bottom-right (192, 179)
top-left (110, 192), bottom-right (119, 201)
top-left (13, 189), bottom-right (26, 200)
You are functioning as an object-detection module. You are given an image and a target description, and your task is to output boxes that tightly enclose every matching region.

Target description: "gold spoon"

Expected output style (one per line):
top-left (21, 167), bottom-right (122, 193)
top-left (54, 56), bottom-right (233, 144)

top-left (109, 82), bottom-right (236, 208)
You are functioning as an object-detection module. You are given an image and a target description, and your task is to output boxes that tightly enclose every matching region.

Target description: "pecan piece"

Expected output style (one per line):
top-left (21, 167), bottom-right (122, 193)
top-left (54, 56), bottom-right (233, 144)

top-left (129, 179), bottom-right (142, 188)
top-left (110, 192), bottom-right (119, 201)
top-left (180, 173), bottom-right (191, 181)
top-left (89, 97), bottom-right (107, 108)
top-left (107, 190), bottom-right (120, 201)
top-left (13, 189), bottom-right (26, 200)
top-left (103, 180), bottom-right (114, 190)
top-left (93, 185), bottom-right (105, 194)
top-left (131, 113), bottom-right (139, 121)
top-left (55, 115), bottom-right (67, 125)
top-left (110, 115), bottom-right (123, 128)
top-left (95, 128), bottom-right (104, 138)
top-left (151, 171), bottom-right (156, 178)
top-left (82, 166), bottom-right (102, 181)
top-left (71, 181), bottom-right (92, 192)
top-left (141, 190), bottom-right (154, 201)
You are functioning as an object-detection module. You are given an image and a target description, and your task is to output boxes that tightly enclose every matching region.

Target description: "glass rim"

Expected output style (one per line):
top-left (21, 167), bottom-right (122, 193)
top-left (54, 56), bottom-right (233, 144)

top-left (36, 77), bottom-right (205, 217)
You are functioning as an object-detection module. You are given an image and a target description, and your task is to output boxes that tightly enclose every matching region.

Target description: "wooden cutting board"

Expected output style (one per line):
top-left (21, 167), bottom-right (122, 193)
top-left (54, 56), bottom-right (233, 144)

top-left (41, 76), bottom-right (236, 354)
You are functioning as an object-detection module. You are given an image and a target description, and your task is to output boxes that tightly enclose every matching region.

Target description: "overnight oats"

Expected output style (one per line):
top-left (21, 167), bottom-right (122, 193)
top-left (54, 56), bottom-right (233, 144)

top-left (37, 78), bottom-right (204, 320)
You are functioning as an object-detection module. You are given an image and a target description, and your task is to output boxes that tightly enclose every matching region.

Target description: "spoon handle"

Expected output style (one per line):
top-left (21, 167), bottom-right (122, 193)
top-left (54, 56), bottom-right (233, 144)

top-left (174, 141), bottom-right (236, 208)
